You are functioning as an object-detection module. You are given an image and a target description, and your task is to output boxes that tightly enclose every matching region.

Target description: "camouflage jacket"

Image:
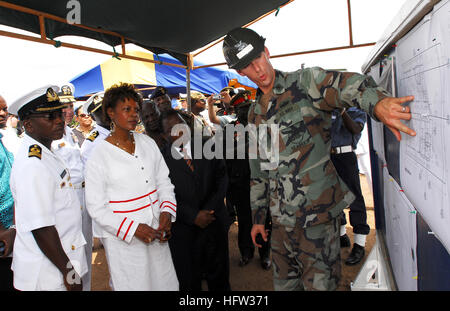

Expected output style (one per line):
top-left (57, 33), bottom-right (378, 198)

top-left (248, 67), bottom-right (390, 228)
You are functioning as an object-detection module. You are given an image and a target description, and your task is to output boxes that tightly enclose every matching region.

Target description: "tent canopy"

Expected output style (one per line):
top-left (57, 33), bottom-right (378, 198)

top-left (70, 50), bottom-right (257, 97)
top-left (0, 0), bottom-right (288, 64)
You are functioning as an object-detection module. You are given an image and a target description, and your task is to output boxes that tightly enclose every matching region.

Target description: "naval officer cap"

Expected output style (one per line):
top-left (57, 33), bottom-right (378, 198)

top-left (9, 85), bottom-right (67, 120)
top-left (85, 91), bottom-right (105, 114)
top-left (58, 83), bottom-right (76, 104)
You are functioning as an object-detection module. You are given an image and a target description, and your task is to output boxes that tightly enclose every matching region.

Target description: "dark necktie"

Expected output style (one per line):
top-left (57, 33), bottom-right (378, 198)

top-left (180, 147), bottom-right (194, 171)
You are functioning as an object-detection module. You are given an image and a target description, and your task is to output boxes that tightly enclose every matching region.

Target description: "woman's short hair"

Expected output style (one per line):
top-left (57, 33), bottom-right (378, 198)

top-left (102, 83), bottom-right (143, 124)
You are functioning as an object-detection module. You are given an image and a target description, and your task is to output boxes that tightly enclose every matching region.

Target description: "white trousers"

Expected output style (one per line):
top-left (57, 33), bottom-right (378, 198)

top-left (75, 187), bottom-right (93, 291)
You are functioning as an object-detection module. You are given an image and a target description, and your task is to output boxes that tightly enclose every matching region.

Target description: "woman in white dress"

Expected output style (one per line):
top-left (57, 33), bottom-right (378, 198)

top-left (84, 83), bottom-right (179, 290)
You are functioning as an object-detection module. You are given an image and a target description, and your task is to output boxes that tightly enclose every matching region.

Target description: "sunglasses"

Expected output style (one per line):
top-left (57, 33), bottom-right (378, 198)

top-left (27, 110), bottom-right (64, 121)
top-left (78, 113), bottom-right (90, 118)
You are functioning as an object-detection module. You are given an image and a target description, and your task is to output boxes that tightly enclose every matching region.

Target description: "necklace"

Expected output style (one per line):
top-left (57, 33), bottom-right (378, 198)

top-left (109, 132), bottom-right (135, 153)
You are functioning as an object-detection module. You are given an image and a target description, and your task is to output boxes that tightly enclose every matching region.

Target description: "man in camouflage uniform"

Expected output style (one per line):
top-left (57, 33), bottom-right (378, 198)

top-left (222, 27), bottom-right (416, 291)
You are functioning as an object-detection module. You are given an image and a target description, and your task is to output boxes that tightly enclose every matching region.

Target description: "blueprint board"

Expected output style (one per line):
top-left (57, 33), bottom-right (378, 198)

top-left (396, 0), bottom-right (450, 253)
top-left (382, 167), bottom-right (418, 291)
top-left (361, 0), bottom-right (450, 290)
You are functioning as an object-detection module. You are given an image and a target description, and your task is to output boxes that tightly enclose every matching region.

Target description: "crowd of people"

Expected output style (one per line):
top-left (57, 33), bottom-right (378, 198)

top-left (0, 27), bottom-right (416, 292)
top-left (0, 79), bottom-right (271, 291)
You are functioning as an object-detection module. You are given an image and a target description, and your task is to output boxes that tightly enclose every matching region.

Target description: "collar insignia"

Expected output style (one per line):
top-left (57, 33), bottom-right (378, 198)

top-left (86, 131), bottom-right (99, 142)
top-left (28, 144), bottom-right (42, 159)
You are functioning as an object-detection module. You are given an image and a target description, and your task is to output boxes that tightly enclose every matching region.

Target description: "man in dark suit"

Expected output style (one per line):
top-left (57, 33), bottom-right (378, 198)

top-left (160, 109), bottom-right (230, 291)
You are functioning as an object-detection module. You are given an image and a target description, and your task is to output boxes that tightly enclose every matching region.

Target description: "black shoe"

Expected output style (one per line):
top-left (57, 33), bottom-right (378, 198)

top-left (340, 234), bottom-right (351, 248)
top-left (260, 257), bottom-right (271, 270)
top-left (345, 244), bottom-right (365, 266)
top-left (239, 255), bottom-right (253, 267)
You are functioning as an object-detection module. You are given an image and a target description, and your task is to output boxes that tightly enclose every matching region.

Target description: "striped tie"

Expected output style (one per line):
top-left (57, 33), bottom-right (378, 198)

top-left (181, 147), bottom-right (194, 171)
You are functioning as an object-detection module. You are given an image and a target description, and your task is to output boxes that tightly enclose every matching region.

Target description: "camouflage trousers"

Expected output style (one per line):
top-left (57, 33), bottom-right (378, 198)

top-left (271, 217), bottom-right (341, 291)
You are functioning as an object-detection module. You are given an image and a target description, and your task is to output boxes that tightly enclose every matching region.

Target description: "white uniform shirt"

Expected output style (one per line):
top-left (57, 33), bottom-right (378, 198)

top-left (10, 134), bottom-right (87, 291)
top-left (52, 126), bottom-right (84, 184)
top-left (80, 125), bottom-right (109, 165)
top-left (0, 126), bottom-right (22, 156)
top-left (84, 132), bottom-right (177, 242)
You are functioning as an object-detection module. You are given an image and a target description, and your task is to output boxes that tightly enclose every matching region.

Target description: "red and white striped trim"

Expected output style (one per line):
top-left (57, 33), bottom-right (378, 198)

top-left (123, 221), bottom-right (134, 241)
top-left (160, 201), bottom-right (177, 213)
top-left (113, 203), bottom-right (151, 214)
top-left (116, 217), bottom-right (136, 241)
top-left (117, 217), bottom-right (127, 237)
top-left (109, 189), bottom-right (157, 204)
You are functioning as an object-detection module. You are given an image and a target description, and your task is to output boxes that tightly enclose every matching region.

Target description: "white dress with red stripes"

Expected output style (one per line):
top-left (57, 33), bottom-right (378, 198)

top-left (84, 132), bottom-right (178, 291)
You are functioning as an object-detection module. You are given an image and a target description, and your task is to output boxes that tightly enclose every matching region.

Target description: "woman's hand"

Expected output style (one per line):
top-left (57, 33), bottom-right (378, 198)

top-left (134, 223), bottom-right (161, 244)
top-left (157, 212), bottom-right (172, 243)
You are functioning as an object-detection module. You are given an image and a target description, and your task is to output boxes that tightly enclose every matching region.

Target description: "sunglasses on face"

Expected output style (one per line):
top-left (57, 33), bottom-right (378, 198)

top-left (78, 113), bottom-right (89, 118)
top-left (28, 110), bottom-right (64, 121)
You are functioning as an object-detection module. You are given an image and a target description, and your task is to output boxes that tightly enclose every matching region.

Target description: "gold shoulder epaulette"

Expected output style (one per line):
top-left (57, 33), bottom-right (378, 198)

top-left (86, 131), bottom-right (99, 142)
top-left (28, 144), bottom-right (42, 159)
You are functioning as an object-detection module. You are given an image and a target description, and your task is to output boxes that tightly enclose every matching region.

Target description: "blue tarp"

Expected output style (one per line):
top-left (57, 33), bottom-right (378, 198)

top-left (70, 53), bottom-right (257, 97)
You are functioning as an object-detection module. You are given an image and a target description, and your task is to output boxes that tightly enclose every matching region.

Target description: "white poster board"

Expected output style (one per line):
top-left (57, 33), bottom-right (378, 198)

top-left (396, 0), bottom-right (450, 253)
top-left (383, 167), bottom-right (418, 291)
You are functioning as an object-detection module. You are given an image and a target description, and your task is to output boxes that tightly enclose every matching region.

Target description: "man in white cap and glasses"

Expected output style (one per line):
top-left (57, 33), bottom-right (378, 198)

top-left (51, 84), bottom-right (92, 291)
top-left (80, 91), bottom-right (109, 165)
top-left (8, 85), bottom-right (88, 291)
top-left (79, 92), bottom-right (110, 245)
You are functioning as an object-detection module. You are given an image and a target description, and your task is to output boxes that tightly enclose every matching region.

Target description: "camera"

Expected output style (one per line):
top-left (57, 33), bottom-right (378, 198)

top-left (212, 94), bottom-right (222, 100)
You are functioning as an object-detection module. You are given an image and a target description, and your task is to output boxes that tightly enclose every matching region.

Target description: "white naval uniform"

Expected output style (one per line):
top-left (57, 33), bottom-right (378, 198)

top-left (84, 132), bottom-right (179, 291)
top-left (10, 134), bottom-right (87, 291)
top-left (52, 126), bottom-right (92, 291)
top-left (0, 126), bottom-right (22, 156)
top-left (80, 125), bottom-right (109, 165)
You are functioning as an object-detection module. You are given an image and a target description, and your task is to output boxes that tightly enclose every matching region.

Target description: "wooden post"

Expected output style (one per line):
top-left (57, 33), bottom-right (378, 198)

top-left (347, 0), bottom-right (354, 46)
top-left (38, 15), bottom-right (46, 39)
top-left (121, 37), bottom-right (126, 55)
top-left (186, 53), bottom-right (194, 113)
